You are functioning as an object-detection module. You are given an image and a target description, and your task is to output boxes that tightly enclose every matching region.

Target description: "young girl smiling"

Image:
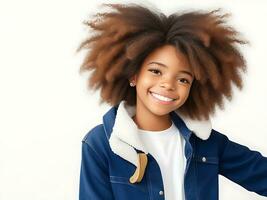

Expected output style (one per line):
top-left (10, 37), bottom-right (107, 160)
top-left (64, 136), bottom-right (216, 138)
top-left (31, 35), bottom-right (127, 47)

top-left (77, 3), bottom-right (267, 200)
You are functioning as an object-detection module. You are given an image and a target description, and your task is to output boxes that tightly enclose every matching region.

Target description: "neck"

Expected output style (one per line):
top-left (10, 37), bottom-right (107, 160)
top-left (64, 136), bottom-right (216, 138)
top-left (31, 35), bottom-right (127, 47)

top-left (132, 113), bottom-right (172, 132)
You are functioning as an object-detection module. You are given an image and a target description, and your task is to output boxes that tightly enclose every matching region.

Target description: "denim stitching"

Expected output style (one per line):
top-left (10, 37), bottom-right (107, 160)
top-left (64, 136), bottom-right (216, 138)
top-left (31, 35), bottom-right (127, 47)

top-left (109, 176), bottom-right (147, 193)
top-left (146, 167), bottom-right (153, 200)
top-left (83, 141), bottom-right (108, 169)
top-left (193, 137), bottom-right (199, 200)
top-left (194, 156), bottom-right (219, 164)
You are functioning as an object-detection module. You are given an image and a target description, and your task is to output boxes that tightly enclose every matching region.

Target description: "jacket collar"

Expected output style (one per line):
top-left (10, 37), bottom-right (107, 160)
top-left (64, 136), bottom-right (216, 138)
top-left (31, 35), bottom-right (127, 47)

top-left (103, 100), bottom-right (212, 167)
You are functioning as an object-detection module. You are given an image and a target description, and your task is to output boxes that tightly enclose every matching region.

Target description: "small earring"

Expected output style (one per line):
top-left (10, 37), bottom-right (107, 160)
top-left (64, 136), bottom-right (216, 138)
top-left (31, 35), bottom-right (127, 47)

top-left (130, 82), bottom-right (135, 87)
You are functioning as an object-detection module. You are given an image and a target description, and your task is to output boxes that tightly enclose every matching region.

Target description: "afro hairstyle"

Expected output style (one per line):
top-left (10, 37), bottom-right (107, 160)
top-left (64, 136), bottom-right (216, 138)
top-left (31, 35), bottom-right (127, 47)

top-left (76, 3), bottom-right (248, 120)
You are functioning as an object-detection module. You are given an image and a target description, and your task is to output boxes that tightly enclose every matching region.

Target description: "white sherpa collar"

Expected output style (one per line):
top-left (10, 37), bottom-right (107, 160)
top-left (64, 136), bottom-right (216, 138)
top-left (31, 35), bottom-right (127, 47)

top-left (108, 100), bottom-right (212, 167)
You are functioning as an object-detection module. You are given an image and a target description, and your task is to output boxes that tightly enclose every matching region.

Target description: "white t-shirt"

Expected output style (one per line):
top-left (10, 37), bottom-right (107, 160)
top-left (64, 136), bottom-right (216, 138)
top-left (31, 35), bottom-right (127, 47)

top-left (138, 121), bottom-right (186, 200)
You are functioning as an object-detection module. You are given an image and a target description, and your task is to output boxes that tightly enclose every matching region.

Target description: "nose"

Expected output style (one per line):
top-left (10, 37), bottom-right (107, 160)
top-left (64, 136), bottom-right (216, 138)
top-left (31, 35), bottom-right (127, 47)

top-left (159, 78), bottom-right (176, 91)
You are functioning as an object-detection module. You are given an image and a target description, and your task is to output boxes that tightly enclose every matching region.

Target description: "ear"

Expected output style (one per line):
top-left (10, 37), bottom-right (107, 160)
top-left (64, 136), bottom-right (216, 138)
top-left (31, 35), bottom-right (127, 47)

top-left (128, 74), bottom-right (137, 84)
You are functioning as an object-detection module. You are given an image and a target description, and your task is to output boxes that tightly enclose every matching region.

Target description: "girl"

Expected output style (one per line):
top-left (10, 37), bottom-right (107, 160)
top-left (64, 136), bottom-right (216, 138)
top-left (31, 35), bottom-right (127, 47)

top-left (77, 3), bottom-right (267, 200)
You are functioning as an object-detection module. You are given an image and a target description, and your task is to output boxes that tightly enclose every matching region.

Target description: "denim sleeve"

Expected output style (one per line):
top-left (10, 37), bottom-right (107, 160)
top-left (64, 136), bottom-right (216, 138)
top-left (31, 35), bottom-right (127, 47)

top-left (79, 141), bottom-right (115, 200)
top-left (219, 136), bottom-right (267, 196)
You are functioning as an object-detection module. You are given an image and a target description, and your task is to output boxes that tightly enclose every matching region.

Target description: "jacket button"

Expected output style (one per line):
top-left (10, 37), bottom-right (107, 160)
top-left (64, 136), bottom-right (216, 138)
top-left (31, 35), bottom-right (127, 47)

top-left (159, 190), bottom-right (164, 195)
top-left (202, 157), bottom-right (206, 162)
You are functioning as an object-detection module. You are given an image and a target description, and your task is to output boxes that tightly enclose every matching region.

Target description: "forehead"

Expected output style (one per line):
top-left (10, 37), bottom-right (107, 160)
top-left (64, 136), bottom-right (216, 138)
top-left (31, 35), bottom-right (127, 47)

top-left (142, 44), bottom-right (192, 72)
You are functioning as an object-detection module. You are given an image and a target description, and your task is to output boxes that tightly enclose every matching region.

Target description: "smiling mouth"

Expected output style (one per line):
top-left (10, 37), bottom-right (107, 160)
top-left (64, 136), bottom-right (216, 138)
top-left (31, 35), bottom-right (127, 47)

top-left (149, 91), bottom-right (177, 102)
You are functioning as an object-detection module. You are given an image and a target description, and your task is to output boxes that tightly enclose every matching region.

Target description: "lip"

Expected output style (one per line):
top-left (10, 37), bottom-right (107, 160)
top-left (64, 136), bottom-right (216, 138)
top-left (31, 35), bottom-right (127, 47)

top-left (149, 91), bottom-right (177, 100)
top-left (149, 91), bottom-right (176, 105)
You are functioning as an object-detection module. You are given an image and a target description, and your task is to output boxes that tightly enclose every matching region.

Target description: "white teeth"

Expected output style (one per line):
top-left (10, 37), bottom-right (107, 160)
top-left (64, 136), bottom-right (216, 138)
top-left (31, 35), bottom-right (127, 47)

top-left (150, 92), bottom-right (174, 102)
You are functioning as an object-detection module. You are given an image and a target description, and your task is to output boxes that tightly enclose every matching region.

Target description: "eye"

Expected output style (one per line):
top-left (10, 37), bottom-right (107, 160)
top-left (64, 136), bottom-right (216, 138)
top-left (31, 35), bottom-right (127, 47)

top-left (148, 68), bottom-right (161, 75)
top-left (179, 78), bottom-right (190, 84)
top-left (149, 68), bottom-right (191, 84)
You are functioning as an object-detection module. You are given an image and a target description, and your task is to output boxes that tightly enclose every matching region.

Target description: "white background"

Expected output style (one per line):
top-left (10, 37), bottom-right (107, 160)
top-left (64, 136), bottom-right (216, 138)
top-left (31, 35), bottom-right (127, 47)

top-left (0, 0), bottom-right (267, 199)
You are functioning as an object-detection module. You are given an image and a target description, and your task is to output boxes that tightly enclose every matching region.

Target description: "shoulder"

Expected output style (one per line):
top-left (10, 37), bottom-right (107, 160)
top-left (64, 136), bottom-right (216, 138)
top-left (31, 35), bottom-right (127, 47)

top-left (194, 128), bottom-right (230, 156)
top-left (210, 129), bottom-right (229, 142)
top-left (81, 124), bottom-right (111, 159)
top-left (194, 128), bottom-right (229, 144)
top-left (82, 124), bottom-right (107, 144)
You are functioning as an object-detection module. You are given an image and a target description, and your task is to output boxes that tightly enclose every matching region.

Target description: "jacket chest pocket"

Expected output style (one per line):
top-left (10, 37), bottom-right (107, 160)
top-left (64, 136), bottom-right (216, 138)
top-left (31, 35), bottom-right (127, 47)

top-left (193, 156), bottom-right (219, 165)
top-left (192, 155), bottom-right (219, 198)
top-left (193, 155), bottom-right (219, 182)
top-left (109, 176), bottom-right (148, 194)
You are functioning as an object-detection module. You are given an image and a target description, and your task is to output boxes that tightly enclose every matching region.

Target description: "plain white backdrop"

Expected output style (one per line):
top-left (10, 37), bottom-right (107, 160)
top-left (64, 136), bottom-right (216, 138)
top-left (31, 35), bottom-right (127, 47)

top-left (0, 0), bottom-right (267, 199)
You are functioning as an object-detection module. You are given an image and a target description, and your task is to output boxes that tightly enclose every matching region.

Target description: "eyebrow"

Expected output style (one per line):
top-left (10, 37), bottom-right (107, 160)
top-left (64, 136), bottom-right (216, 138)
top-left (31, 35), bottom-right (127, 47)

top-left (147, 61), bottom-right (194, 78)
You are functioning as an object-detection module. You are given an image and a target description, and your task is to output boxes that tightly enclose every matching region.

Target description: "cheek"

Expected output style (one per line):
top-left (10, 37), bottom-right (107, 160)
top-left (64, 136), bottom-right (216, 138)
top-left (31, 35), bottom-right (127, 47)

top-left (137, 77), bottom-right (153, 91)
top-left (179, 87), bottom-right (191, 101)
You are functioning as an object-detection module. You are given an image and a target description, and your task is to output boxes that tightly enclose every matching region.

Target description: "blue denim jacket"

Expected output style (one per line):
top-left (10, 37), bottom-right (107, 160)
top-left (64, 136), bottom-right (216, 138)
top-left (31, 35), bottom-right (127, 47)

top-left (79, 102), bottom-right (267, 200)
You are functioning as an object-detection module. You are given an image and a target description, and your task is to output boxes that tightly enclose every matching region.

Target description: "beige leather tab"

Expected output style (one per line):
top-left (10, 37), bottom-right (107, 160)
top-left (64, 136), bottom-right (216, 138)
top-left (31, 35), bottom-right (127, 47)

top-left (129, 153), bottom-right (148, 183)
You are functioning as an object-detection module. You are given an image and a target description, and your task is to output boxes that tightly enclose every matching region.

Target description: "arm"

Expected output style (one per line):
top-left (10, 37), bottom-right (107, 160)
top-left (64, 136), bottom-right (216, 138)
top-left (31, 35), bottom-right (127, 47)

top-left (219, 136), bottom-right (267, 196)
top-left (79, 141), bottom-right (115, 200)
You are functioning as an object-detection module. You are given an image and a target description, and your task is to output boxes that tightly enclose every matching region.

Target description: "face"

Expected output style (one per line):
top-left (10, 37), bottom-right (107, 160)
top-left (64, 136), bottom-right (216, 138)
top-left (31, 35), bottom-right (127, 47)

top-left (130, 44), bottom-right (194, 117)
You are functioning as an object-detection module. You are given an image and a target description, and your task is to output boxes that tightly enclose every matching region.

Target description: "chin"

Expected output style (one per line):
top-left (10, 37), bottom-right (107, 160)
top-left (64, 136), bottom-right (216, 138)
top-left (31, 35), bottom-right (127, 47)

top-left (146, 103), bottom-right (175, 116)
